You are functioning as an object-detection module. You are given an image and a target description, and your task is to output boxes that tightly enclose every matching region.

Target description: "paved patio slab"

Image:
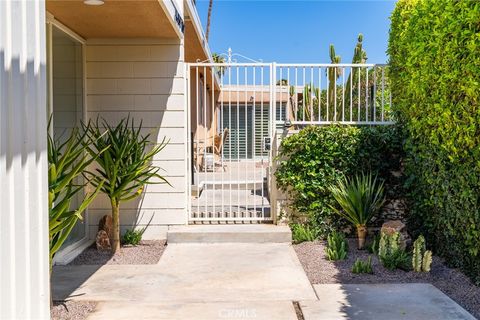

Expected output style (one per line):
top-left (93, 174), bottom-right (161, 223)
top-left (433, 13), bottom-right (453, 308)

top-left (52, 243), bottom-right (316, 302)
top-left (86, 301), bottom-right (298, 320)
top-left (300, 283), bottom-right (475, 320)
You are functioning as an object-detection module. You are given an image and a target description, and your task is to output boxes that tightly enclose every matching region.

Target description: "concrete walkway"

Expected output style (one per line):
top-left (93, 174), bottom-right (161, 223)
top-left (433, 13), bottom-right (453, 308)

top-left (301, 283), bottom-right (475, 320)
top-left (52, 242), bottom-right (315, 319)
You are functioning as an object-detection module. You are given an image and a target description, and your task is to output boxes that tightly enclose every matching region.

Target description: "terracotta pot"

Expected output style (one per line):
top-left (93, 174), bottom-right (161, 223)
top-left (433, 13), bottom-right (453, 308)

top-left (356, 225), bottom-right (368, 249)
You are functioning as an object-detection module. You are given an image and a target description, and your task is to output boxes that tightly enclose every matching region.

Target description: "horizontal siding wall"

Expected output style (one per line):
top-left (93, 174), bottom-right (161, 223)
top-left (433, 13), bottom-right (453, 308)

top-left (85, 38), bottom-right (187, 239)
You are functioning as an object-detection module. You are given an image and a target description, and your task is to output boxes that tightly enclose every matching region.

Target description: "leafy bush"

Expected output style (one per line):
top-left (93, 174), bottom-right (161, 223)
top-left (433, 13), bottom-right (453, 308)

top-left (122, 229), bottom-right (144, 246)
top-left (352, 257), bottom-right (373, 274)
top-left (389, 0), bottom-right (480, 283)
top-left (329, 172), bottom-right (385, 249)
top-left (325, 231), bottom-right (348, 261)
top-left (378, 231), bottom-right (410, 271)
top-left (291, 223), bottom-right (317, 244)
top-left (381, 249), bottom-right (410, 271)
top-left (275, 125), bottom-right (402, 237)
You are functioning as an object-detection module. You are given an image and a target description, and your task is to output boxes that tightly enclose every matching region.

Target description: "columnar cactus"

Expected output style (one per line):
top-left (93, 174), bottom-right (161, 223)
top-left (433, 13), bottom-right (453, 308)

top-left (422, 250), bottom-right (432, 272)
top-left (412, 235), bottom-right (426, 272)
top-left (412, 235), bottom-right (432, 272)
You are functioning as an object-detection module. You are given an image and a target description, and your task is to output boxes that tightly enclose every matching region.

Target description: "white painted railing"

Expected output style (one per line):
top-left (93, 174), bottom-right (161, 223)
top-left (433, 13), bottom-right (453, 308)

top-left (274, 63), bottom-right (393, 127)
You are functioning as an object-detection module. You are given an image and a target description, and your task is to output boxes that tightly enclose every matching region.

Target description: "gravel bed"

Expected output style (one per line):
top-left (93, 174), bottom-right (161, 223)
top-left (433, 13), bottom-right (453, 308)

top-left (294, 239), bottom-right (480, 319)
top-left (69, 240), bottom-right (166, 265)
top-left (51, 301), bottom-right (96, 320)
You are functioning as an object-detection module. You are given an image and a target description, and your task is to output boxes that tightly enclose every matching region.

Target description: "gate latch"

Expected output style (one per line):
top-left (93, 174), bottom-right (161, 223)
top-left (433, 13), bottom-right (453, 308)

top-left (263, 137), bottom-right (271, 151)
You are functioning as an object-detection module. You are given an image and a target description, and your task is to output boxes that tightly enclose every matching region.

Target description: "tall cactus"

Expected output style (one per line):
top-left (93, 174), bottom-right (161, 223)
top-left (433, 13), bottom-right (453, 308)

top-left (412, 235), bottom-right (426, 272)
top-left (327, 45), bottom-right (342, 121)
top-left (328, 34), bottom-right (367, 121)
top-left (422, 250), bottom-right (432, 272)
top-left (344, 34), bottom-right (367, 109)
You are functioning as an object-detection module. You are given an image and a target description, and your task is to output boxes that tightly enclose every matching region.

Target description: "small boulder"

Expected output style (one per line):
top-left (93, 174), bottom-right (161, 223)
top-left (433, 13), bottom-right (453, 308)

top-left (98, 215), bottom-right (113, 241)
top-left (96, 230), bottom-right (111, 251)
top-left (381, 220), bottom-right (411, 250)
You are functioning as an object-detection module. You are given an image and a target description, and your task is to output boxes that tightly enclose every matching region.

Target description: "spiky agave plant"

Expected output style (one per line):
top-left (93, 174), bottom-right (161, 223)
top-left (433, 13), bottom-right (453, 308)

top-left (48, 120), bottom-right (105, 271)
top-left (328, 172), bottom-right (385, 249)
top-left (83, 117), bottom-right (170, 253)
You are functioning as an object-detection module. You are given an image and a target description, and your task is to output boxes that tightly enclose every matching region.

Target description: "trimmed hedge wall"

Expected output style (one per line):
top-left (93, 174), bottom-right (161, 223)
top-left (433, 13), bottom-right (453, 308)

top-left (389, 1), bottom-right (480, 283)
top-left (275, 125), bottom-right (403, 237)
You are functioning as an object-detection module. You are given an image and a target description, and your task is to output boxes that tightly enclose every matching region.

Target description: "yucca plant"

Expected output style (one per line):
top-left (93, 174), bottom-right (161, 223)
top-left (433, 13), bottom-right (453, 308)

top-left (83, 117), bottom-right (169, 253)
top-left (328, 172), bottom-right (385, 249)
top-left (48, 121), bottom-right (105, 271)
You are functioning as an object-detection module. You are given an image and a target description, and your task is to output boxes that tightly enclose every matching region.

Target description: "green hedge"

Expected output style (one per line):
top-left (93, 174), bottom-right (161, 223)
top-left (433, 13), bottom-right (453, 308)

top-left (275, 125), bottom-right (403, 237)
top-left (389, 0), bottom-right (480, 283)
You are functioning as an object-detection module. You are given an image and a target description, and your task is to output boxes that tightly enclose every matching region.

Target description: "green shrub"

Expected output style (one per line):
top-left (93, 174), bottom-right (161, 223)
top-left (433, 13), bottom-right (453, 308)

top-left (291, 223), bottom-right (317, 244)
top-left (389, 0), bottom-right (480, 283)
top-left (122, 229), bottom-right (144, 246)
top-left (352, 257), bottom-right (373, 274)
top-left (378, 231), bottom-right (410, 271)
top-left (325, 231), bottom-right (348, 261)
top-left (275, 125), bottom-right (403, 237)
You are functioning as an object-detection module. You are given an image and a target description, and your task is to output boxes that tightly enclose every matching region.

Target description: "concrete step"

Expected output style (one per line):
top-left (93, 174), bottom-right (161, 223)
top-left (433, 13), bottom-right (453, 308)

top-left (167, 224), bottom-right (292, 243)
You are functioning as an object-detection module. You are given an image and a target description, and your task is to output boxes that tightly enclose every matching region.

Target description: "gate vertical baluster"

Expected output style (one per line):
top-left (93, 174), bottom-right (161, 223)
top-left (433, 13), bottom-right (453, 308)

top-left (236, 66), bottom-right (240, 220)
top-left (310, 67), bottom-right (314, 123)
top-left (270, 63), bottom-right (276, 222)
top-left (253, 67), bottom-right (256, 219)
top-left (220, 64), bottom-right (224, 220)
top-left (326, 66), bottom-right (329, 121)
top-left (302, 67), bottom-right (306, 122)
top-left (244, 67), bottom-right (249, 221)
top-left (334, 67), bottom-right (337, 122)
top-left (295, 67), bottom-right (298, 122)
top-left (286, 67), bottom-right (290, 123)
top-left (211, 66), bottom-right (216, 220)
top-left (203, 66), bottom-right (208, 220)
top-left (261, 66), bottom-right (265, 220)
top-left (350, 67), bottom-right (353, 122)
top-left (196, 67), bottom-right (200, 220)
top-left (228, 65), bottom-right (232, 218)
top-left (358, 67), bottom-right (361, 122)
top-left (318, 67), bottom-right (321, 121)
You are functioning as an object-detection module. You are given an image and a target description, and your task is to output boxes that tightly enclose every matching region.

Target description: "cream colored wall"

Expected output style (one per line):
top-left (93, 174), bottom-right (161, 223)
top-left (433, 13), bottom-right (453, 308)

top-left (85, 38), bottom-right (187, 239)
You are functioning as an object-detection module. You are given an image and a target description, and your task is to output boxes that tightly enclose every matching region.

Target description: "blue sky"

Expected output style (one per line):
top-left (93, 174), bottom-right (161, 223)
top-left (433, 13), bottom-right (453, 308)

top-left (195, 0), bottom-right (396, 63)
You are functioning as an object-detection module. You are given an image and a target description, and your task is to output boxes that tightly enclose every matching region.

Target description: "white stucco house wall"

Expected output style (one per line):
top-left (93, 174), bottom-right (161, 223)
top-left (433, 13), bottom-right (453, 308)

top-left (0, 0), bottom-right (213, 318)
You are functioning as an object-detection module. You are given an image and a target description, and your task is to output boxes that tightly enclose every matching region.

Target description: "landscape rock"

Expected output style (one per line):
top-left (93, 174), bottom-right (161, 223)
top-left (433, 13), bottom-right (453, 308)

top-left (98, 214), bottom-right (113, 241)
top-left (96, 230), bottom-right (111, 251)
top-left (381, 220), bottom-right (411, 249)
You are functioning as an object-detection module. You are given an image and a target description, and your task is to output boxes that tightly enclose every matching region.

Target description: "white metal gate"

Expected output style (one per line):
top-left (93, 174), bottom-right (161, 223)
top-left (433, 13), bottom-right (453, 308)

top-left (187, 62), bottom-right (392, 223)
top-left (187, 63), bottom-right (275, 223)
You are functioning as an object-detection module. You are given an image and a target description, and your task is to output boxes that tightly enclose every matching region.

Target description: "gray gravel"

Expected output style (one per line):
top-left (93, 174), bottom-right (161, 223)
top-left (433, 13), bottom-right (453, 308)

top-left (294, 239), bottom-right (480, 319)
top-left (69, 240), bottom-right (166, 265)
top-left (51, 301), bottom-right (96, 320)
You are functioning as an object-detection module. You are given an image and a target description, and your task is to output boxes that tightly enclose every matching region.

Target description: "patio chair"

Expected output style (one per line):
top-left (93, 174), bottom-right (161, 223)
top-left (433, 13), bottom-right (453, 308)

top-left (203, 128), bottom-right (229, 172)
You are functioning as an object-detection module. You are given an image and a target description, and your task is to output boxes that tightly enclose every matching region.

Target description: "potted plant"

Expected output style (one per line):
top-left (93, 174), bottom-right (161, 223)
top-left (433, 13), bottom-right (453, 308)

top-left (328, 172), bottom-right (385, 249)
